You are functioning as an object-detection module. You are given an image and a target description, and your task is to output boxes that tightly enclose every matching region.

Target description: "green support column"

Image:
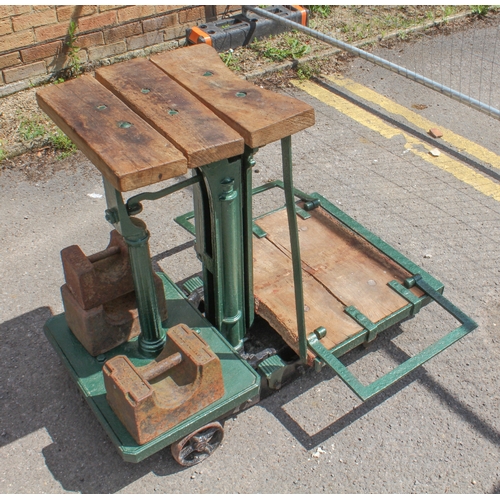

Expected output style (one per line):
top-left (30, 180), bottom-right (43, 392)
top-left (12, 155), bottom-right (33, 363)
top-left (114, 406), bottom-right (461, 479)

top-left (194, 157), bottom-right (247, 350)
top-left (242, 146), bottom-right (258, 330)
top-left (281, 136), bottom-right (308, 362)
top-left (103, 178), bottom-right (165, 358)
top-left (219, 176), bottom-right (244, 344)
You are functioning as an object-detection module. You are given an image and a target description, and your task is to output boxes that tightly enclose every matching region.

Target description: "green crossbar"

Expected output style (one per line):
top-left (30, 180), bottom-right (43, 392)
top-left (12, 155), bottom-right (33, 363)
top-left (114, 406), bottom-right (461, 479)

top-left (174, 211), bottom-right (196, 236)
top-left (307, 274), bottom-right (477, 401)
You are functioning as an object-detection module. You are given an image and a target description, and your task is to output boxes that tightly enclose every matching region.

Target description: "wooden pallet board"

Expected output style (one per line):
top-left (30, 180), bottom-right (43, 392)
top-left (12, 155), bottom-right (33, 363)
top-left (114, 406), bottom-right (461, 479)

top-left (254, 235), bottom-right (362, 361)
top-left (37, 75), bottom-right (187, 192)
top-left (95, 59), bottom-right (244, 169)
top-left (151, 44), bottom-right (315, 148)
top-left (253, 207), bottom-right (423, 360)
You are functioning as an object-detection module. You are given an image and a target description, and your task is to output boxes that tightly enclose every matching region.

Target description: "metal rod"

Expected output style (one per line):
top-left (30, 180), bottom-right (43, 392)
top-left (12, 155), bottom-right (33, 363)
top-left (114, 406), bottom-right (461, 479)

top-left (140, 352), bottom-right (183, 381)
top-left (242, 146), bottom-right (256, 329)
top-left (244, 5), bottom-right (500, 121)
top-left (281, 135), bottom-right (308, 362)
top-left (126, 174), bottom-right (201, 213)
top-left (87, 245), bottom-right (120, 263)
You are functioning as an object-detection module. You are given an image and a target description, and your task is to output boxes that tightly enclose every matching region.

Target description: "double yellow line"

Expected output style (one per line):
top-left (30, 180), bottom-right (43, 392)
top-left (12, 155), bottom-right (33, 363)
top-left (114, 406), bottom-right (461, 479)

top-left (292, 76), bottom-right (500, 202)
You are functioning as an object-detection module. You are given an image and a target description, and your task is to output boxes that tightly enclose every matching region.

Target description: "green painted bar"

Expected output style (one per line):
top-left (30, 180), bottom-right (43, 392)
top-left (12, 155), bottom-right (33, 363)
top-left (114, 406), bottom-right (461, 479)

top-left (252, 222), bottom-right (267, 238)
top-left (126, 174), bottom-right (201, 215)
top-left (308, 274), bottom-right (477, 401)
top-left (242, 146), bottom-right (257, 330)
top-left (281, 136), bottom-right (308, 362)
top-left (174, 211), bottom-right (196, 236)
top-left (103, 177), bottom-right (165, 357)
top-left (344, 305), bottom-right (379, 343)
top-left (388, 280), bottom-right (423, 315)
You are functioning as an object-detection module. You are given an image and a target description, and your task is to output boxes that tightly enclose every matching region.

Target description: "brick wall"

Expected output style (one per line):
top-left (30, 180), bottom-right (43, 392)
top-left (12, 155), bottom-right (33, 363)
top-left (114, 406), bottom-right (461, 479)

top-left (0, 5), bottom-right (239, 96)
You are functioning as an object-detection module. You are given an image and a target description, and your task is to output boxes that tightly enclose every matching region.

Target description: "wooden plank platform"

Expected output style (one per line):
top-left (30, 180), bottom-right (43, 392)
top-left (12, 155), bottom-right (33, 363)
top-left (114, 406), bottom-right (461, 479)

top-left (37, 45), bottom-right (316, 191)
top-left (253, 207), bottom-right (423, 361)
top-left (151, 44), bottom-right (315, 148)
top-left (37, 75), bottom-right (187, 192)
top-left (95, 59), bottom-right (245, 169)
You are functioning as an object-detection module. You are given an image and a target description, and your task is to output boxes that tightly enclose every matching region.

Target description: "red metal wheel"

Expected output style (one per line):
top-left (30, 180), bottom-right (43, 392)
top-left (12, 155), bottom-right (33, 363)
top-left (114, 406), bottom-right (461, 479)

top-left (171, 422), bottom-right (224, 467)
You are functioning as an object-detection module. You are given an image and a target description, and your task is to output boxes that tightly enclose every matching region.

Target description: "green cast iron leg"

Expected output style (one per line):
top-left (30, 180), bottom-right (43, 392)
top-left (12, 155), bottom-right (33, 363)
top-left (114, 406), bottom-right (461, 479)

top-left (195, 158), bottom-right (247, 350)
top-left (192, 168), bottom-right (215, 324)
top-left (103, 178), bottom-right (165, 358)
top-left (242, 146), bottom-right (257, 329)
top-left (125, 229), bottom-right (166, 357)
top-left (281, 136), bottom-right (308, 362)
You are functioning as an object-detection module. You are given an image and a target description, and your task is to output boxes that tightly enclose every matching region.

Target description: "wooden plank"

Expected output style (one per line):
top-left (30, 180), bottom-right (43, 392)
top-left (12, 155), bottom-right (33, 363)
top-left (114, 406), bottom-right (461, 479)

top-left (256, 207), bottom-right (423, 323)
top-left (150, 44), bottom-right (315, 148)
top-left (253, 235), bottom-right (362, 363)
top-left (95, 59), bottom-right (245, 169)
top-left (36, 75), bottom-right (187, 192)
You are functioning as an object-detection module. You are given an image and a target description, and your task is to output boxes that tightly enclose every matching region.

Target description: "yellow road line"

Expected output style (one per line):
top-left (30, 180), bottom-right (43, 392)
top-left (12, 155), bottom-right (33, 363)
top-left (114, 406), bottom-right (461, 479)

top-left (292, 79), bottom-right (500, 202)
top-left (324, 74), bottom-right (500, 172)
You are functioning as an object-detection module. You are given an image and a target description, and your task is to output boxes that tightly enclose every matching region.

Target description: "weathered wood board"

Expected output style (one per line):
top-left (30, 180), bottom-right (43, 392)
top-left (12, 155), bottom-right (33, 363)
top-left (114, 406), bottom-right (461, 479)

top-left (151, 44), bottom-right (315, 148)
top-left (95, 59), bottom-right (244, 169)
top-left (253, 207), bottom-right (422, 361)
top-left (254, 235), bottom-right (362, 363)
top-left (37, 75), bottom-right (187, 192)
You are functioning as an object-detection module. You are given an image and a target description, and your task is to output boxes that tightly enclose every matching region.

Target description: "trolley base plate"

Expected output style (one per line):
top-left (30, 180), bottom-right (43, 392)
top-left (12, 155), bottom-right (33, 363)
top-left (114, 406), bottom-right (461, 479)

top-left (44, 273), bottom-right (260, 463)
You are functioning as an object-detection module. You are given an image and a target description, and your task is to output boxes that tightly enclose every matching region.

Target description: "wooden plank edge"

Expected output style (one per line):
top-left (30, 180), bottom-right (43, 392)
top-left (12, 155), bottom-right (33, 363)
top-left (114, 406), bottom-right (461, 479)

top-left (36, 86), bottom-right (188, 192)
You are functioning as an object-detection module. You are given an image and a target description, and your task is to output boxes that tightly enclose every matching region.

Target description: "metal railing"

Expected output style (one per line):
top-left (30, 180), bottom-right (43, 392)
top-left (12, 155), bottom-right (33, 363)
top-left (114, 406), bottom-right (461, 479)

top-left (243, 5), bottom-right (500, 121)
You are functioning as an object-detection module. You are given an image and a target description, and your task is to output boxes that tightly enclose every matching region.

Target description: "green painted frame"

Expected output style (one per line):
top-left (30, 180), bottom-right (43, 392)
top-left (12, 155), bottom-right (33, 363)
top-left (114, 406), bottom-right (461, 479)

top-left (248, 183), bottom-right (477, 400)
top-left (308, 274), bottom-right (477, 401)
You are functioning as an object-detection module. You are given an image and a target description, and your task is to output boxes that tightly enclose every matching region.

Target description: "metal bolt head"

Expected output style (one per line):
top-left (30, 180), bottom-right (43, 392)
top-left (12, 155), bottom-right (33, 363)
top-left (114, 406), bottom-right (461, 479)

top-left (404, 276), bottom-right (417, 288)
top-left (314, 326), bottom-right (327, 340)
top-left (105, 209), bottom-right (118, 224)
top-left (127, 202), bottom-right (143, 216)
top-left (117, 121), bottom-right (133, 129)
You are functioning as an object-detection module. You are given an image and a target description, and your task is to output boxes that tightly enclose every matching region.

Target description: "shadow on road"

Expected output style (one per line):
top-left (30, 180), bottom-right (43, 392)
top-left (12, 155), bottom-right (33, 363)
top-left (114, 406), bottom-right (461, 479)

top-left (1, 309), bottom-right (497, 493)
top-left (0, 308), bottom-right (184, 493)
top-left (257, 323), bottom-right (500, 456)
